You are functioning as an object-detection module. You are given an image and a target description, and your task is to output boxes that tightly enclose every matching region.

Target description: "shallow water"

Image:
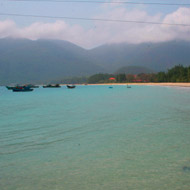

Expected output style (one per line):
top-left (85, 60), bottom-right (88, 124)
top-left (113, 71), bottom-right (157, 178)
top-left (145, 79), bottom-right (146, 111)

top-left (0, 85), bottom-right (190, 190)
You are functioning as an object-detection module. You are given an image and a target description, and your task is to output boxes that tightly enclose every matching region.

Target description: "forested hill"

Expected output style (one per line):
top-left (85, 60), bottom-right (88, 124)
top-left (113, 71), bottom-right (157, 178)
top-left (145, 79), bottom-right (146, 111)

top-left (114, 66), bottom-right (154, 75)
top-left (0, 38), bottom-right (190, 84)
top-left (0, 38), bottom-right (104, 84)
top-left (89, 40), bottom-right (190, 72)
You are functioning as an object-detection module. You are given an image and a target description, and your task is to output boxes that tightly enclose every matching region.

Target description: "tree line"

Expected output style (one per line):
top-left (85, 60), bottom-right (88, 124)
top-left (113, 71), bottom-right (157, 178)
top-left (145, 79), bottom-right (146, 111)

top-left (52, 65), bottom-right (190, 84)
top-left (87, 65), bottom-right (190, 83)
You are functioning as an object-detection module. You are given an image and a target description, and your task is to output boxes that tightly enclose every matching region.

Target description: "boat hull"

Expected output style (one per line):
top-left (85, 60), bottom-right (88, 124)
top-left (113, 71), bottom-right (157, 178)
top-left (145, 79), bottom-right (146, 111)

top-left (67, 85), bottom-right (76, 89)
top-left (43, 84), bottom-right (61, 88)
top-left (6, 86), bottom-right (14, 90)
top-left (29, 85), bottom-right (39, 88)
top-left (43, 86), bottom-right (61, 88)
top-left (12, 88), bottom-right (33, 92)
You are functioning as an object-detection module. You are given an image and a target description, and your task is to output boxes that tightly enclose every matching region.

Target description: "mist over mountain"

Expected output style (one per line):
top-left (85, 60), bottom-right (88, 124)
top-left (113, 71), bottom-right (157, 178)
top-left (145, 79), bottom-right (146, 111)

top-left (0, 38), bottom-right (190, 85)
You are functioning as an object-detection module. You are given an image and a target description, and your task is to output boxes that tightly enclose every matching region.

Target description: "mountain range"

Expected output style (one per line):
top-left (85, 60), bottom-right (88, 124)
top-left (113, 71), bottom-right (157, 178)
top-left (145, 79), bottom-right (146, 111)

top-left (0, 38), bottom-right (190, 84)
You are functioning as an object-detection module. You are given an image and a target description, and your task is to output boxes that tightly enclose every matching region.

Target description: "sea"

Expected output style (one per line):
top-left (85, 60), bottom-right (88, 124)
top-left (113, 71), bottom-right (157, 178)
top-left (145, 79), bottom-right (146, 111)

top-left (0, 85), bottom-right (190, 190)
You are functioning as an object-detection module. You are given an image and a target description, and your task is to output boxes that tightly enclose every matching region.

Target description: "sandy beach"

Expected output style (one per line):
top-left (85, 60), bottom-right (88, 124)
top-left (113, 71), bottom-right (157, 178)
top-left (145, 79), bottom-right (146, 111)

top-left (80, 83), bottom-right (190, 87)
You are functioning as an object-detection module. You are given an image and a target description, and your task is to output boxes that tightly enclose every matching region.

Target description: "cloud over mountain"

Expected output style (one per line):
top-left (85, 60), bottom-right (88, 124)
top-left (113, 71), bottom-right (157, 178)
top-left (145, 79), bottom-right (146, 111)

top-left (0, 7), bottom-right (190, 48)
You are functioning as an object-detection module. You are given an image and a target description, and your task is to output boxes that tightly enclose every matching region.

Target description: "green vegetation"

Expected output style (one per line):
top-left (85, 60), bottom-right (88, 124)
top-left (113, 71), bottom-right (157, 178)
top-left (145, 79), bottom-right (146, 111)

top-left (157, 65), bottom-right (190, 82)
top-left (86, 65), bottom-right (190, 84)
top-left (115, 66), bottom-right (154, 75)
top-left (87, 74), bottom-right (114, 83)
top-left (1, 39), bottom-right (190, 85)
top-left (87, 73), bottom-right (154, 83)
top-left (46, 65), bottom-right (190, 84)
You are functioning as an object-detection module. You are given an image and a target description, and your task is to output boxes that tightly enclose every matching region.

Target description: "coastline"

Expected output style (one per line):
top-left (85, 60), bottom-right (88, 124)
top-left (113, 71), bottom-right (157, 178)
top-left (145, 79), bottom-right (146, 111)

top-left (3, 83), bottom-right (190, 87)
top-left (79, 83), bottom-right (190, 87)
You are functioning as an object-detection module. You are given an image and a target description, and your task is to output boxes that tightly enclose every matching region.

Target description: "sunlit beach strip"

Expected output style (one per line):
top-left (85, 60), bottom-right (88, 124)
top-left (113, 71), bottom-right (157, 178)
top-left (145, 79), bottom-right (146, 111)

top-left (71, 83), bottom-right (190, 87)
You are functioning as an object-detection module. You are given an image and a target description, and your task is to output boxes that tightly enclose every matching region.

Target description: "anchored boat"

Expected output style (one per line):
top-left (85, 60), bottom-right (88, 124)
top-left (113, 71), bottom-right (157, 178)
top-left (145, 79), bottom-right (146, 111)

top-left (6, 86), bottom-right (15, 90)
top-left (12, 86), bottom-right (33, 92)
top-left (67, 85), bottom-right (76, 89)
top-left (43, 84), bottom-right (61, 88)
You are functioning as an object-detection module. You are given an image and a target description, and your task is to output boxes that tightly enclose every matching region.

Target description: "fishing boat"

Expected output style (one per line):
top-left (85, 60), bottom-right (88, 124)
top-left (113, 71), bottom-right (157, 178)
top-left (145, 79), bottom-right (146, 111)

top-left (67, 85), bottom-right (76, 89)
top-left (43, 84), bottom-right (61, 88)
top-left (6, 86), bottom-right (15, 90)
top-left (27, 84), bottom-right (39, 88)
top-left (6, 85), bottom-right (23, 90)
top-left (12, 86), bottom-right (33, 92)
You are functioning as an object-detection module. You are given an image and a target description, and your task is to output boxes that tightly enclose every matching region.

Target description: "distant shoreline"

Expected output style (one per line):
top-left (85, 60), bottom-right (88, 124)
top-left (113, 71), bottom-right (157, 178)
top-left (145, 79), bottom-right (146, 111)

top-left (70, 83), bottom-right (190, 87)
top-left (3, 83), bottom-right (190, 87)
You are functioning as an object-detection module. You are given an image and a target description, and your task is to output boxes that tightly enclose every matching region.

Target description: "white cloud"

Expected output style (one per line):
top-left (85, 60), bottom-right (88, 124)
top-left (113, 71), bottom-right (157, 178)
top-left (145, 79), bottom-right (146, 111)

top-left (0, 20), bottom-right (17, 38)
top-left (162, 7), bottom-right (190, 39)
top-left (15, 21), bottom-right (86, 46)
top-left (0, 7), bottom-right (190, 48)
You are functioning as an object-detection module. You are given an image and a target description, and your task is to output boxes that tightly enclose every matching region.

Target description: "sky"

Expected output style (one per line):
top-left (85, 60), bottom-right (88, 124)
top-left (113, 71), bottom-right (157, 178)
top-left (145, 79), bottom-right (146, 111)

top-left (0, 0), bottom-right (190, 48)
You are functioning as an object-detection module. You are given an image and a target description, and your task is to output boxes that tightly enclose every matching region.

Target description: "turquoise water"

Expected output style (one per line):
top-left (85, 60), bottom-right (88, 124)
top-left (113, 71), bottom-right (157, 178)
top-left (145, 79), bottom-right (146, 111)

top-left (0, 85), bottom-right (190, 190)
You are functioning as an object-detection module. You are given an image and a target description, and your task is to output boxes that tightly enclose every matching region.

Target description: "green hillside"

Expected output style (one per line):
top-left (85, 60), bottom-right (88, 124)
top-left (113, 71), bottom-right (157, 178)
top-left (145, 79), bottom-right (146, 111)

top-left (0, 38), bottom-right (190, 85)
top-left (115, 66), bottom-right (154, 75)
top-left (89, 41), bottom-right (190, 72)
top-left (0, 38), bottom-right (104, 84)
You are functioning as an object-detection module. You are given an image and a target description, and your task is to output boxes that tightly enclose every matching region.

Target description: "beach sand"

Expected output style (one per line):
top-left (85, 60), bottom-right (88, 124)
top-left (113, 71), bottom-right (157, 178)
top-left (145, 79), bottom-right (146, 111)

top-left (83, 83), bottom-right (190, 87)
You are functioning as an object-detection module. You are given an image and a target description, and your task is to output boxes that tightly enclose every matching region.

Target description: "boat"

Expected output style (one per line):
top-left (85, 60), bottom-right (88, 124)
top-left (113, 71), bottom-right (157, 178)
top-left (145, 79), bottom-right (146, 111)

top-left (109, 86), bottom-right (113, 88)
top-left (12, 86), bottom-right (33, 92)
top-left (127, 84), bottom-right (131, 88)
top-left (27, 84), bottom-right (39, 88)
top-left (67, 85), bottom-right (76, 89)
top-left (43, 84), bottom-right (61, 88)
top-left (6, 85), bottom-right (24, 90)
top-left (6, 86), bottom-right (15, 90)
